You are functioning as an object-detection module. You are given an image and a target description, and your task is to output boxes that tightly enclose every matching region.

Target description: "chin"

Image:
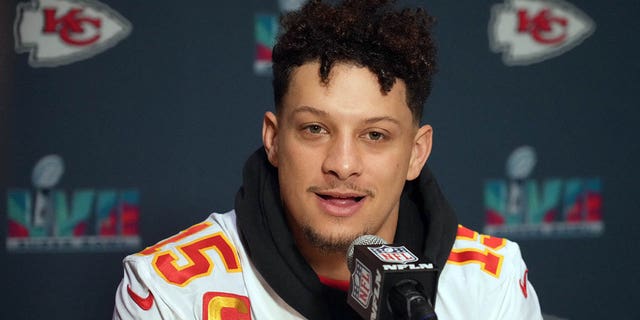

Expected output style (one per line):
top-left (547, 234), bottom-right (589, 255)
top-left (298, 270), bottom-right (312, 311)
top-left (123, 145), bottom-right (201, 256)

top-left (302, 223), bottom-right (366, 253)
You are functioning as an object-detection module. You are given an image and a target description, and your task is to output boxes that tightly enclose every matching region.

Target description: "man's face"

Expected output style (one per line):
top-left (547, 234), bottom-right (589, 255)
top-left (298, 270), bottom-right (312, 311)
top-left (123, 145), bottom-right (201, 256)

top-left (263, 61), bottom-right (432, 252)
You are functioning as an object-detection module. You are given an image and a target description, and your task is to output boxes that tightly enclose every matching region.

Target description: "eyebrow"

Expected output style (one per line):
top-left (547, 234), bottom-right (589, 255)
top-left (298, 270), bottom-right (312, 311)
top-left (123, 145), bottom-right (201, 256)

top-left (289, 105), bottom-right (402, 126)
top-left (363, 116), bottom-right (401, 127)
top-left (290, 105), bottom-right (328, 117)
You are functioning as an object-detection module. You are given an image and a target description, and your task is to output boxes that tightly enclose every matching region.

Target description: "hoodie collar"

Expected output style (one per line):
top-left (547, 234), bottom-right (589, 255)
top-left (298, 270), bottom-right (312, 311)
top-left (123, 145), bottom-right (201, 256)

top-left (235, 148), bottom-right (457, 318)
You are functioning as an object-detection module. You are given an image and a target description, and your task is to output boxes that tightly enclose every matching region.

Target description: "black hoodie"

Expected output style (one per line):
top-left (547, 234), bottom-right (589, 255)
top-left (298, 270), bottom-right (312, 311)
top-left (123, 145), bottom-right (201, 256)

top-left (235, 148), bottom-right (458, 319)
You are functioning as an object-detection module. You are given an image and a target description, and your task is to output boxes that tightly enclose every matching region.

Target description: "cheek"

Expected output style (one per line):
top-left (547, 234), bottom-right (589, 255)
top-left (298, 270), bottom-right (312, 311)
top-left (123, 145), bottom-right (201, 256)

top-left (277, 144), bottom-right (319, 197)
top-left (383, 166), bottom-right (408, 188)
top-left (279, 147), bottom-right (314, 177)
top-left (368, 153), bottom-right (410, 181)
top-left (278, 133), bottom-right (326, 173)
top-left (366, 163), bottom-right (407, 203)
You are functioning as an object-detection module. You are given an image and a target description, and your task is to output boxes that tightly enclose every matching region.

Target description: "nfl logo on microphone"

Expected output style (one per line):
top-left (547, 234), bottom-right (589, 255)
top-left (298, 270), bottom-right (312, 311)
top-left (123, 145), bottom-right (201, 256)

top-left (369, 245), bottom-right (418, 264)
top-left (351, 260), bottom-right (373, 308)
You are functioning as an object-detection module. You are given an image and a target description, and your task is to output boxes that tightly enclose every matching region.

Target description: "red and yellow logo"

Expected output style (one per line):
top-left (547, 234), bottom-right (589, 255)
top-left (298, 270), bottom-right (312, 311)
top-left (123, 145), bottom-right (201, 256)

top-left (203, 292), bottom-right (251, 320)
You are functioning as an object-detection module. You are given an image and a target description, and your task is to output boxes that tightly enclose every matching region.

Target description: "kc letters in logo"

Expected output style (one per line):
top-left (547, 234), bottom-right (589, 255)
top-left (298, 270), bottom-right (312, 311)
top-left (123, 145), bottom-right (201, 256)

top-left (489, 0), bottom-right (595, 66)
top-left (14, 0), bottom-right (132, 67)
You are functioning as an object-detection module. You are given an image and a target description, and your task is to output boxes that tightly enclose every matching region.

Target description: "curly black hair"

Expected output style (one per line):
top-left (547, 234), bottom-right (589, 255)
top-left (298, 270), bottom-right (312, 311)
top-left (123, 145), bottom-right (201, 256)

top-left (272, 0), bottom-right (437, 123)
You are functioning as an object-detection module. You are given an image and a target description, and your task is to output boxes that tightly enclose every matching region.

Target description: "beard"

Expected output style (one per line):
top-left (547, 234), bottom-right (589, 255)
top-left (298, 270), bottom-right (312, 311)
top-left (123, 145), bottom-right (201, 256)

top-left (300, 220), bottom-right (370, 253)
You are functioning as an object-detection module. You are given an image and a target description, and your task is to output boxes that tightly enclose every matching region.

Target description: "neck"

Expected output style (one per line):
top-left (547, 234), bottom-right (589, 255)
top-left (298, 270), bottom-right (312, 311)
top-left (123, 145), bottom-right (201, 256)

top-left (294, 235), bottom-right (352, 281)
top-left (311, 252), bottom-right (352, 281)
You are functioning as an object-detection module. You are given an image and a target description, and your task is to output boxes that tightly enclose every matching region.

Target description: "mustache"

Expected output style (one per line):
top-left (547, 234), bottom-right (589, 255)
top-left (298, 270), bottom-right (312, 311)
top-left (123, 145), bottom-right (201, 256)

top-left (307, 181), bottom-right (376, 198)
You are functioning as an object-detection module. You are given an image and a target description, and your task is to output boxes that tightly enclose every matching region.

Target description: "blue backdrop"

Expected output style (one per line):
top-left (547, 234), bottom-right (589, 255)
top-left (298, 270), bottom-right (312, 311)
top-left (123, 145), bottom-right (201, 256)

top-left (2, 0), bottom-right (639, 319)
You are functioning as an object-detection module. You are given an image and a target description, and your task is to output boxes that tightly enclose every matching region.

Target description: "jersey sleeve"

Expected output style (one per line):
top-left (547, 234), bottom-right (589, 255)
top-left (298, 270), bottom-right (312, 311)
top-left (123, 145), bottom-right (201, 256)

top-left (436, 225), bottom-right (543, 320)
top-left (113, 257), bottom-right (173, 320)
top-left (479, 241), bottom-right (542, 320)
top-left (112, 216), bottom-right (249, 320)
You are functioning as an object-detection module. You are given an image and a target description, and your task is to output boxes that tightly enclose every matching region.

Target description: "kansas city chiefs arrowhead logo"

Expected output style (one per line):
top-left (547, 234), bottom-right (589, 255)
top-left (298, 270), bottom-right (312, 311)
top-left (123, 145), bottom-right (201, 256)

top-left (489, 0), bottom-right (595, 66)
top-left (14, 0), bottom-right (132, 67)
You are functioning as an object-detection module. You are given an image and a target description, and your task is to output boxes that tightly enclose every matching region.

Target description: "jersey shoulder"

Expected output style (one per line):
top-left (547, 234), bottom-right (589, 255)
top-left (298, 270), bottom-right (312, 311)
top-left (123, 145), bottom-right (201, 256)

top-left (436, 225), bottom-right (542, 319)
top-left (122, 211), bottom-right (242, 285)
top-left (123, 212), bottom-right (244, 295)
top-left (116, 211), bottom-right (247, 316)
top-left (125, 212), bottom-right (235, 259)
top-left (445, 224), bottom-right (525, 280)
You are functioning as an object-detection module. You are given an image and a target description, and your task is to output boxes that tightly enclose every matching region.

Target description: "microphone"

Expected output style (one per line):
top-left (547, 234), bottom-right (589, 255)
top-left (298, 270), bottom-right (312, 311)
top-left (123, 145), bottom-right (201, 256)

top-left (346, 235), bottom-right (438, 320)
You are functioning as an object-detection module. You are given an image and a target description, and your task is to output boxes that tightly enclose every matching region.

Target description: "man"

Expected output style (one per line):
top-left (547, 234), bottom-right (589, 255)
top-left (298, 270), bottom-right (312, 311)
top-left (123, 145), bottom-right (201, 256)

top-left (114, 0), bottom-right (542, 319)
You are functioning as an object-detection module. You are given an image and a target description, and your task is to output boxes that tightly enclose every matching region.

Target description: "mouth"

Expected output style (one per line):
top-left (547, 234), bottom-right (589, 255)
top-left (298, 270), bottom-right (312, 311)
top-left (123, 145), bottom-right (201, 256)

top-left (317, 194), bottom-right (365, 202)
top-left (314, 191), bottom-right (367, 217)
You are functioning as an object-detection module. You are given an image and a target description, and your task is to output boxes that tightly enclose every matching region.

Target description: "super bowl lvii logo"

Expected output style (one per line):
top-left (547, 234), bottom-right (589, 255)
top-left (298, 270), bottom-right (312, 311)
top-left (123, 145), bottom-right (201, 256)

top-left (483, 146), bottom-right (603, 238)
top-left (253, 0), bottom-right (307, 75)
top-left (6, 155), bottom-right (141, 252)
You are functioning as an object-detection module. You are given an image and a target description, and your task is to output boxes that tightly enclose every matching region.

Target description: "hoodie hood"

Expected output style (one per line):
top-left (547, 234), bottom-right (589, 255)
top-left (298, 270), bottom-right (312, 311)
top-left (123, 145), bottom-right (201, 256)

top-left (235, 148), bottom-right (458, 318)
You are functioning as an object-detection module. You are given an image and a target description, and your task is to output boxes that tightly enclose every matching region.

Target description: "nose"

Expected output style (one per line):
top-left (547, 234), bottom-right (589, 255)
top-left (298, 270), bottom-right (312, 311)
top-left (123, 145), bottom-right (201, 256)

top-left (321, 134), bottom-right (363, 180)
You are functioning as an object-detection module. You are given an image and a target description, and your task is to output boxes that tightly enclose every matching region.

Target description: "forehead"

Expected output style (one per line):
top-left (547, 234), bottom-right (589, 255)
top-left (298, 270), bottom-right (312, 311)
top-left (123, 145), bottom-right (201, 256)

top-left (281, 62), bottom-right (412, 122)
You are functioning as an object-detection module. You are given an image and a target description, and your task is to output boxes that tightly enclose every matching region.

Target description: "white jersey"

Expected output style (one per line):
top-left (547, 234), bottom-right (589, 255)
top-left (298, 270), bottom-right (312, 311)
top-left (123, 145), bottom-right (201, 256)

top-left (113, 211), bottom-right (542, 320)
top-left (436, 225), bottom-right (542, 319)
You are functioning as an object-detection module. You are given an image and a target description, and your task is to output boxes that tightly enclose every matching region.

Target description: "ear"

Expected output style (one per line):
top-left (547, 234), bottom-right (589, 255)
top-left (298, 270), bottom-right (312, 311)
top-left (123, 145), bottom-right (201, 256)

top-left (406, 124), bottom-right (433, 181)
top-left (262, 111), bottom-right (279, 167)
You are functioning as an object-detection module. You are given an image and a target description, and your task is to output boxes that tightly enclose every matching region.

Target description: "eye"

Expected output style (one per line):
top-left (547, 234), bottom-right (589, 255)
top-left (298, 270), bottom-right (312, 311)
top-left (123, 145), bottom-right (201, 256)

top-left (367, 131), bottom-right (385, 141)
top-left (304, 124), bottom-right (327, 135)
